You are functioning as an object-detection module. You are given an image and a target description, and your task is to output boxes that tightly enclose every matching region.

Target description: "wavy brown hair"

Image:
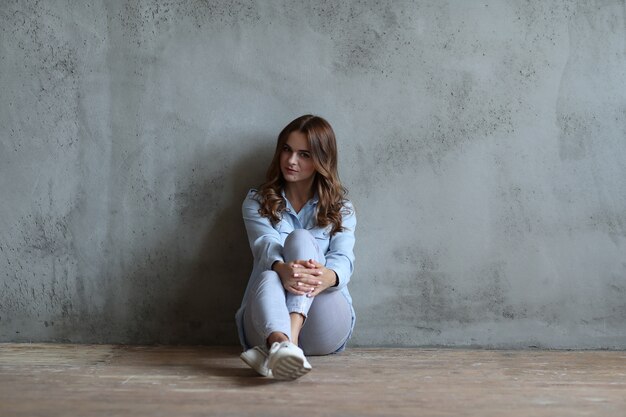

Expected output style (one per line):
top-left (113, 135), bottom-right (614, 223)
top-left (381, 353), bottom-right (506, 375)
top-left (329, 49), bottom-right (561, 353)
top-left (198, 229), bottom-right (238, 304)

top-left (257, 115), bottom-right (350, 235)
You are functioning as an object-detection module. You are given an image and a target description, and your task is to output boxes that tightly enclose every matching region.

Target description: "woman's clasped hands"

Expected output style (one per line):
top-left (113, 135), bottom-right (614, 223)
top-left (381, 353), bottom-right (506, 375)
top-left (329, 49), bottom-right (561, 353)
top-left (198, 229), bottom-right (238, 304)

top-left (273, 259), bottom-right (336, 298)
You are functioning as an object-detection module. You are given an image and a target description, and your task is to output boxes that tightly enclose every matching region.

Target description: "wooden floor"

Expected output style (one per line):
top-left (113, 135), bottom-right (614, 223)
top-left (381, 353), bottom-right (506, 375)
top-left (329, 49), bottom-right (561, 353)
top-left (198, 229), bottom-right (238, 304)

top-left (1, 344), bottom-right (625, 416)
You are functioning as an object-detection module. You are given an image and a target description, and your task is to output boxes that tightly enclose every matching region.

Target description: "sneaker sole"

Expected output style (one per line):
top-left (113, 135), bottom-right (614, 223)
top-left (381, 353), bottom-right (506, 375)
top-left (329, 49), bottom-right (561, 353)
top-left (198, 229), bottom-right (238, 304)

top-left (271, 355), bottom-right (311, 380)
top-left (240, 351), bottom-right (270, 377)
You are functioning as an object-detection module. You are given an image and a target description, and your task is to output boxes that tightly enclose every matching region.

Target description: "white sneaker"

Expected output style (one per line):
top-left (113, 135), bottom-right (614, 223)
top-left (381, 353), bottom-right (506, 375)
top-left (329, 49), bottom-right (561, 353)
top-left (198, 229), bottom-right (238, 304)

top-left (240, 345), bottom-right (272, 377)
top-left (267, 341), bottom-right (312, 380)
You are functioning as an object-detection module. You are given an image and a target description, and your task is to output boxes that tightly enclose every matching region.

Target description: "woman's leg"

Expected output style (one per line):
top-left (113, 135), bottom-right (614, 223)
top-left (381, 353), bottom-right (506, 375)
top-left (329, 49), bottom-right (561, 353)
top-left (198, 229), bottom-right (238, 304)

top-left (243, 229), bottom-right (329, 348)
top-left (282, 229), bottom-right (324, 345)
top-left (299, 290), bottom-right (352, 356)
top-left (283, 229), bottom-right (352, 354)
top-left (243, 270), bottom-right (291, 348)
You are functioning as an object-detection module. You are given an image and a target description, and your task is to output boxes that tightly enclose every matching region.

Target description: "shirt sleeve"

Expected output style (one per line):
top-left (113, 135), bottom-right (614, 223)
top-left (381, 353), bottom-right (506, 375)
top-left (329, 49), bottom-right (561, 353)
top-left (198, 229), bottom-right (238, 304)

top-left (242, 190), bottom-right (284, 271)
top-left (325, 200), bottom-right (357, 291)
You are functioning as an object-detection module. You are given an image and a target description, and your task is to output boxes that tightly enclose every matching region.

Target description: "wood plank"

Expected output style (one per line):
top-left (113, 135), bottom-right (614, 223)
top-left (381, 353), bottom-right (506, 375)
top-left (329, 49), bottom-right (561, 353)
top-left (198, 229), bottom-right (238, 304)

top-left (1, 344), bottom-right (625, 417)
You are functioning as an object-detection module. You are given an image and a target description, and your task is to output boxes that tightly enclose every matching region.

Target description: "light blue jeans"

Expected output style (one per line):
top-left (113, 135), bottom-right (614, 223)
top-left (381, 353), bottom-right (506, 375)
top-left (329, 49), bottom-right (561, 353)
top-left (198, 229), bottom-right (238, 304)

top-left (242, 229), bottom-right (352, 355)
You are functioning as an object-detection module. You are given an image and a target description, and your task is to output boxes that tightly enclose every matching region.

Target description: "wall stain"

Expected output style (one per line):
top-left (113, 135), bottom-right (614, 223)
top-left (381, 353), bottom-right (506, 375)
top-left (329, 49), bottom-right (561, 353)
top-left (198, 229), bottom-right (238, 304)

top-left (384, 245), bottom-right (513, 329)
top-left (555, 1), bottom-right (625, 162)
top-left (287, 0), bottom-right (413, 75)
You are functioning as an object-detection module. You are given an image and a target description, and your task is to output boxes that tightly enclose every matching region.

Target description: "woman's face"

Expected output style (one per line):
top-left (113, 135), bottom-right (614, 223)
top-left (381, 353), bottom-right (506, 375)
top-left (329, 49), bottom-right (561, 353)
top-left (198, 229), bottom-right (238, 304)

top-left (280, 131), bottom-right (316, 187)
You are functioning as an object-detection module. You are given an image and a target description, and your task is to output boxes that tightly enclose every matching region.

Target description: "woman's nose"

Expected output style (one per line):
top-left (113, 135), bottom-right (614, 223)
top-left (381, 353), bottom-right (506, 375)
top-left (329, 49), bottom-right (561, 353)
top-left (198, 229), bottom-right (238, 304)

top-left (288, 152), bottom-right (298, 164)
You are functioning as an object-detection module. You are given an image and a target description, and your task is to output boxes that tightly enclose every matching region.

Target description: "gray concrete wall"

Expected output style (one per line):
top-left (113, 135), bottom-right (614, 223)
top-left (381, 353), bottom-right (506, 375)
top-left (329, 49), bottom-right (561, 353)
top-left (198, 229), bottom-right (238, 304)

top-left (1, 0), bottom-right (625, 348)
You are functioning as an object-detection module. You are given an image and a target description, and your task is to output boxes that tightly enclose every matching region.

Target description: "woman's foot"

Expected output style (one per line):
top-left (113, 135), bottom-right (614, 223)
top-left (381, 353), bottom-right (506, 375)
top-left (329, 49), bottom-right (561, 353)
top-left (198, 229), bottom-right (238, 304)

top-left (240, 345), bottom-right (272, 377)
top-left (267, 341), bottom-right (312, 380)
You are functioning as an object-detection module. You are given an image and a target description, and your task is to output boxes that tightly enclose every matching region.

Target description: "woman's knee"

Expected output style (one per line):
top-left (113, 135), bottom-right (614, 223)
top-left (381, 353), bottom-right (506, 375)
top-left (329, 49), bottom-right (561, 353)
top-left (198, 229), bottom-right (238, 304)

top-left (300, 311), bottom-right (351, 355)
top-left (284, 229), bottom-right (320, 262)
top-left (285, 229), bottom-right (314, 246)
top-left (259, 270), bottom-right (279, 281)
top-left (299, 292), bottom-right (352, 355)
top-left (253, 270), bottom-right (283, 294)
top-left (301, 337), bottom-right (347, 356)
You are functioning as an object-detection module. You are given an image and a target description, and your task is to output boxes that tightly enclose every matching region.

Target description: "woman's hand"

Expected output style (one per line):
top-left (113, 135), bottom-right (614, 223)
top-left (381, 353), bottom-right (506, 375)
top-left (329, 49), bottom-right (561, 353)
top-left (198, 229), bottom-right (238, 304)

top-left (305, 260), bottom-right (337, 297)
top-left (273, 260), bottom-right (321, 295)
top-left (273, 259), bottom-right (336, 297)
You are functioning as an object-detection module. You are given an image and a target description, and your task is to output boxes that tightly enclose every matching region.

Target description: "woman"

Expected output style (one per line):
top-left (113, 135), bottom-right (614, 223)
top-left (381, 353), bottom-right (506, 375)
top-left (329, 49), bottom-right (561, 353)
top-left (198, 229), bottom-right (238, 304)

top-left (235, 115), bottom-right (356, 380)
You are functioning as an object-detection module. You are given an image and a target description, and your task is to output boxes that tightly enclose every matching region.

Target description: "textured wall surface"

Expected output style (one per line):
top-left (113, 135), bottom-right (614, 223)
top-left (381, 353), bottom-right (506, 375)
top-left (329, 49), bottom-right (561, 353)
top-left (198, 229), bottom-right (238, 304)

top-left (1, 0), bottom-right (625, 347)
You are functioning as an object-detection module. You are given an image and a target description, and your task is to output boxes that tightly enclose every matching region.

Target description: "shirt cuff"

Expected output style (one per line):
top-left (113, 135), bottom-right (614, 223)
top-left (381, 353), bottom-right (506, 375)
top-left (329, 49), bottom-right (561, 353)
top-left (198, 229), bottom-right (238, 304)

top-left (325, 262), bottom-right (350, 291)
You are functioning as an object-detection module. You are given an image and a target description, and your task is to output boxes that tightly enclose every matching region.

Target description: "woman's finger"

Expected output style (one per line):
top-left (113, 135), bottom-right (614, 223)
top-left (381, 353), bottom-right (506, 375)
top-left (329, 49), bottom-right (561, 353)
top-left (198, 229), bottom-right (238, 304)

top-left (302, 277), bottom-right (323, 286)
top-left (307, 287), bottom-right (321, 298)
top-left (296, 281), bottom-right (317, 292)
top-left (291, 275), bottom-right (322, 286)
top-left (307, 259), bottom-right (322, 268)
top-left (287, 284), bottom-right (307, 295)
top-left (293, 270), bottom-right (322, 279)
top-left (294, 259), bottom-right (319, 269)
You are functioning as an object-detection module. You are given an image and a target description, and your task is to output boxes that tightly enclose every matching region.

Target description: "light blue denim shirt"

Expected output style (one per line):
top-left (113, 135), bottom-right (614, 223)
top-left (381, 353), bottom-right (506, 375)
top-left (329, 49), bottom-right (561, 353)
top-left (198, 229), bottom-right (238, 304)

top-left (235, 188), bottom-right (357, 350)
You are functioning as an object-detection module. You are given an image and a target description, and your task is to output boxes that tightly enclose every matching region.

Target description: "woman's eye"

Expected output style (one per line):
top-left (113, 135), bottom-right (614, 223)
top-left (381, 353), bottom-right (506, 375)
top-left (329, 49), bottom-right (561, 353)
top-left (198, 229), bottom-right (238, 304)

top-left (300, 152), bottom-right (311, 158)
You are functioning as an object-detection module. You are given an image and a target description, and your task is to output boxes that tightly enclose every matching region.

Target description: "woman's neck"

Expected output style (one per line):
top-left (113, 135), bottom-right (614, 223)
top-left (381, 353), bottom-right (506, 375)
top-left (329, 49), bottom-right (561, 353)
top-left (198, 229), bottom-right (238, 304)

top-left (284, 183), bottom-right (314, 214)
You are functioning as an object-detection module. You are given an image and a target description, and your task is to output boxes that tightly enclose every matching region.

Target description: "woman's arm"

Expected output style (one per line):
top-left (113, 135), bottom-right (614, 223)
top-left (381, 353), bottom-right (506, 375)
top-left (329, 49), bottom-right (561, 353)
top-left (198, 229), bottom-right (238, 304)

top-left (309, 201), bottom-right (357, 296)
top-left (241, 190), bottom-right (284, 272)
